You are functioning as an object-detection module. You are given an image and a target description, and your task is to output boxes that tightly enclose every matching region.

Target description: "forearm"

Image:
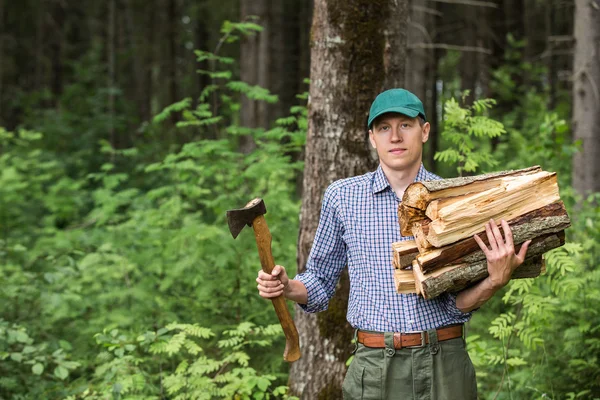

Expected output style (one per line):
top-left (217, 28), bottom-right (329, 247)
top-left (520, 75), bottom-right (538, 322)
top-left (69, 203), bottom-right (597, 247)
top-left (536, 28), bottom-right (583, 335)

top-left (284, 279), bottom-right (308, 305)
top-left (455, 277), bottom-right (501, 313)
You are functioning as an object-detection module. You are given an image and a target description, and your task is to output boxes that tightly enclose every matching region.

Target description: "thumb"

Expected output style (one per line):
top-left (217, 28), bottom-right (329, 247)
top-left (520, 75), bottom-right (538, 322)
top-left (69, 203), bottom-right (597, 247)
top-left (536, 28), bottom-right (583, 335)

top-left (272, 265), bottom-right (284, 277)
top-left (516, 240), bottom-right (531, 263)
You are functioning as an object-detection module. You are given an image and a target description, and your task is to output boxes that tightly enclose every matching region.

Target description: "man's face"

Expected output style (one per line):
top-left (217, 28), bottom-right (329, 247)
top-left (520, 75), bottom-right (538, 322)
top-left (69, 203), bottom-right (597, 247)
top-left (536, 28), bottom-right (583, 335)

top-left (368, 113), bottom-right (430, 173)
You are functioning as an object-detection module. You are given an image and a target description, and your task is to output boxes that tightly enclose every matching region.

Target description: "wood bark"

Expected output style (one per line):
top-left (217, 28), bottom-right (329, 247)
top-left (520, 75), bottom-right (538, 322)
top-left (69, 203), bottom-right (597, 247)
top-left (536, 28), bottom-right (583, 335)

top-left (414, 255), bottom-right (547, 299)
top-left (292, 0), bottom-right (406, 397)
top-left (572, 0), bottom-right (600, 195)
top-left (417, 202), bottom-right (570, 273)
top-left (416, 231), bottom-right (563, 299)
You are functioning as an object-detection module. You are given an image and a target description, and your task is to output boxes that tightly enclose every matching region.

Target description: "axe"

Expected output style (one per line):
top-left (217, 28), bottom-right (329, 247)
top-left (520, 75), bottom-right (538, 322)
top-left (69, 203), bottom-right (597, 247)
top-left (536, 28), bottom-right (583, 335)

top-left (226, 198), bottom-right (301, 362)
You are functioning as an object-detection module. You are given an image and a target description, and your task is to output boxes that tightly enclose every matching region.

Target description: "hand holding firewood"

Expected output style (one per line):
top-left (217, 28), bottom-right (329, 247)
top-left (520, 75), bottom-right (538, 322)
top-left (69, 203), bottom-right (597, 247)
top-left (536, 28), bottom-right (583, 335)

top-left (475, 219), bottom-right (532, 290)
top-left (392, 166), bottom-right (571, 299)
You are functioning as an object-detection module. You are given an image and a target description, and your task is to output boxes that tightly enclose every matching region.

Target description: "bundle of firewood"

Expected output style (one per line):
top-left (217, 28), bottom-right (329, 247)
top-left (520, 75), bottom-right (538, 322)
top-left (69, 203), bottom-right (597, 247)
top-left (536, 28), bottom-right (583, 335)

top-left (392, 166), bottom-right (571, 299)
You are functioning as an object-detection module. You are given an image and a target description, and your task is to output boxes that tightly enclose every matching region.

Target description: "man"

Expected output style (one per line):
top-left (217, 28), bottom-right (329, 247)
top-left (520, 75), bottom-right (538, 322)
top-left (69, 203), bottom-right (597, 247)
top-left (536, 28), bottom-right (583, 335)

top-left (256, 89), bottom-right (530, 399)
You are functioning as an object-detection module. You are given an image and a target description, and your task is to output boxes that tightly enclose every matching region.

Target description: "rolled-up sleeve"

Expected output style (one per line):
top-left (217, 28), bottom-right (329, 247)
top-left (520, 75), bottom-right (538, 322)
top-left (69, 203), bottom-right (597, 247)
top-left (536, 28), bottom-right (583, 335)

top-left (438, 292), bottom-right (473, 320)
top-left (295, 184), bottom-right (347, 313)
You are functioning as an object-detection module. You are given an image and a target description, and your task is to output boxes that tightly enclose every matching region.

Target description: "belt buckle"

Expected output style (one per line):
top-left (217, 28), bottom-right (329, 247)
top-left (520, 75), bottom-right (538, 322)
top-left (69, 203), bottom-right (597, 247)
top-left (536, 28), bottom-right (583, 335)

top-left (404, 331), bottom-right (426, 348)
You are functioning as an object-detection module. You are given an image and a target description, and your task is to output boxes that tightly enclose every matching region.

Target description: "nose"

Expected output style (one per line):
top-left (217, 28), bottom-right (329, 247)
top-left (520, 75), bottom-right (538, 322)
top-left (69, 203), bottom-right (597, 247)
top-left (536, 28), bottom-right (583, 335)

top-left (391, 127), bottom-right (403, 142)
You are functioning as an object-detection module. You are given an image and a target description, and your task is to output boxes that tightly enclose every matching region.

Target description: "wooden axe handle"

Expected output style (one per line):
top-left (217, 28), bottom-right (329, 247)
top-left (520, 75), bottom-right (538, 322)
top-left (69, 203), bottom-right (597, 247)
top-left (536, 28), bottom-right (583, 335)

top-left (252, 215), bottom-right (301, 362)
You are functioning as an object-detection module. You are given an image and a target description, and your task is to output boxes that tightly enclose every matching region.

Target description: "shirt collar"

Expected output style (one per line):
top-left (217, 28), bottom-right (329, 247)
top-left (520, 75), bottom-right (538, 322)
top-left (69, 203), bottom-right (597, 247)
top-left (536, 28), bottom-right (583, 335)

top-left (372, 164), bottom-right (429, 194)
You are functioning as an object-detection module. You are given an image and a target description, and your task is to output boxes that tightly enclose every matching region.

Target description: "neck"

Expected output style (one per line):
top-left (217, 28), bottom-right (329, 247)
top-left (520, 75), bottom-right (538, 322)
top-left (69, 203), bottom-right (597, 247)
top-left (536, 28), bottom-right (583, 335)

top-left (380, 161), bottom-right (423, 199)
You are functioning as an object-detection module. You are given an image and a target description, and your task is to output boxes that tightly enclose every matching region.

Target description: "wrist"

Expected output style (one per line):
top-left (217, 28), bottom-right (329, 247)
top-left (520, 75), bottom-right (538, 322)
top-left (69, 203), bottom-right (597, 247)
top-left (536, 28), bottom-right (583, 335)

top-left (282, 279), bottom-right (293, 298)
top-left (485, 275), bottom-right (506, 292)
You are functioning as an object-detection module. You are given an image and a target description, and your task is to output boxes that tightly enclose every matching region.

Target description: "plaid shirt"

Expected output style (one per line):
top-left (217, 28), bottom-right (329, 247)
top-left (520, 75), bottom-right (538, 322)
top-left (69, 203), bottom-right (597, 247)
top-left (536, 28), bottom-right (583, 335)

top-left (295, 164), bottom-right (472, 332)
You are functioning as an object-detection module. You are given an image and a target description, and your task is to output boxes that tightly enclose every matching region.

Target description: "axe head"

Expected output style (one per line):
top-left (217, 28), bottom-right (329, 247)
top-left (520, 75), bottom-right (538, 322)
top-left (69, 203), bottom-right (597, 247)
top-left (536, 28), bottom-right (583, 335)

top-left (226, 198), bottom-right (267, 239)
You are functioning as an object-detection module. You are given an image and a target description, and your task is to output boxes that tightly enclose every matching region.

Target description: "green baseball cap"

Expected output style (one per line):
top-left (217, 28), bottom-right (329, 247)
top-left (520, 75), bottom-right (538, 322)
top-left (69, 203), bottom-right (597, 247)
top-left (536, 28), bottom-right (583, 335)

top-left (367, 88), bottom-right (426, 128)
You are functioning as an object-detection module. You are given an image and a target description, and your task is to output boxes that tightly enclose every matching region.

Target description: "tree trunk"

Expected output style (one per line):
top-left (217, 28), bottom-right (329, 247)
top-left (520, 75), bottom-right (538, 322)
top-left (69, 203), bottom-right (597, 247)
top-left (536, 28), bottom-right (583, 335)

top-left (459, 5), bottom-right (478, 104)
top-left (146, 0), bottom-right (156, 122)
top-left (50, 0), bottom-right (65, 104)
top-left (572, 0), bottom-right (600, 195)
top-left (167, 0), bottom-right (178, 128)
top-left (0, 0), bottom-right (4, 125)
top-left (405, 0), bottom-right (429, 103)
top-left (383, 0), bottom-right (408, 90)
top-left (405, 0), bottom-right (438, 171)
top-left (290, 0), bottom-right (406, 398)
top-left (34, 1), bottom-right (44, 93)
top-left (108, 0), bottom-right (116, 153)
top-left (239, 0), bottom-right (269, 153)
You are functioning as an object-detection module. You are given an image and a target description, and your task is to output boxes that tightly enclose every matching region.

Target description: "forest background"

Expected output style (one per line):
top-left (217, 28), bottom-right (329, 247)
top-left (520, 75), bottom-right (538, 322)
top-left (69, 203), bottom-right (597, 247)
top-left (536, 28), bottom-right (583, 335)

top-left (1, 0), bottom-right (599, 399)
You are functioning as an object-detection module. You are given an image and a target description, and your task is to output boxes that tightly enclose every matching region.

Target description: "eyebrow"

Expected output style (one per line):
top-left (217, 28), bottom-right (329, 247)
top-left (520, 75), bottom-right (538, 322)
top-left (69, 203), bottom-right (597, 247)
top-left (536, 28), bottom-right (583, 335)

top-left (374, 118), bottom-right (412, 128)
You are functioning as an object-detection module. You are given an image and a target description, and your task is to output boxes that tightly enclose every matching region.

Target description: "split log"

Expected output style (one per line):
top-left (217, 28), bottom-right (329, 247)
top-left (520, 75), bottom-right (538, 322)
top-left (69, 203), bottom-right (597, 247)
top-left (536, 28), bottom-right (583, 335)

top-left (411, 220), bottom-right (434, 253)
top-left (415, 232), bottom-right (563, 299)
top-left (411, 260), bottom-right (423, 296)
top-left (393, 269), bottom-right (417, 294)
top-left (426, 171), bottom-right (560, 247)
top-left (399, 204), bottom-right (427, 236)
top-left (392, 240), bottom-right (419, 269)
top-left (401, 165), bottom-right (542, 210)
top-left (416, 202), bottom-right (570, 273)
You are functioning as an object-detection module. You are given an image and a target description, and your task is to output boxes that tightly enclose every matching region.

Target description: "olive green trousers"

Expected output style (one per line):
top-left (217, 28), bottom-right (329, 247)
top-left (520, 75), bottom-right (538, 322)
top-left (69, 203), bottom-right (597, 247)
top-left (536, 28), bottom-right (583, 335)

top-left (342, 330), bottom-right (477, 400)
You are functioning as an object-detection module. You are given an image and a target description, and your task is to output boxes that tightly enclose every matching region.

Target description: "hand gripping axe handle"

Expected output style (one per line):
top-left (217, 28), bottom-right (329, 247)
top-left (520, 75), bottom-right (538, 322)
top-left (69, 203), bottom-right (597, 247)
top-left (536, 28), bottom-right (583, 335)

top-left (226, 198), bottom-right (301, 362)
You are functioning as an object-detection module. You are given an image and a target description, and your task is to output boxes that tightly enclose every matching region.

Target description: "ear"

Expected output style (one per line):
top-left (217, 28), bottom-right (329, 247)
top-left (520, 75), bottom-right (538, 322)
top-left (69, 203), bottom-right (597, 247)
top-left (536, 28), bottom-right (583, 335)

top-left (421, 122), bottom-right (430, 143)
top-left (368, 129), bottom-right (376, 148)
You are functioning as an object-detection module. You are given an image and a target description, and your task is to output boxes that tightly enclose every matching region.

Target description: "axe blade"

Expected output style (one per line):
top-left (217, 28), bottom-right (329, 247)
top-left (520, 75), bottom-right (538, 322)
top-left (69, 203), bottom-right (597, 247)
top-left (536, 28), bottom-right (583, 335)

top-left (226, 198), bottom-right (267, 239)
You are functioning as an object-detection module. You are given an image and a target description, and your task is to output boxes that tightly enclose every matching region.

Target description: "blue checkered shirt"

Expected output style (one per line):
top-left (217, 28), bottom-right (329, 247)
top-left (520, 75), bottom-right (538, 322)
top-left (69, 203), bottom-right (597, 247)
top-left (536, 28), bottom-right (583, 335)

top-left (295, 164), bottom-right (472, 332)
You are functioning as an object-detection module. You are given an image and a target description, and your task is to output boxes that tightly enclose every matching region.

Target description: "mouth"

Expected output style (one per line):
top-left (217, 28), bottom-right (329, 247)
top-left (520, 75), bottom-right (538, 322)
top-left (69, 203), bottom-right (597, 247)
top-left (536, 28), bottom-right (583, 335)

top-left (389, 148), bottom-right (407, 155)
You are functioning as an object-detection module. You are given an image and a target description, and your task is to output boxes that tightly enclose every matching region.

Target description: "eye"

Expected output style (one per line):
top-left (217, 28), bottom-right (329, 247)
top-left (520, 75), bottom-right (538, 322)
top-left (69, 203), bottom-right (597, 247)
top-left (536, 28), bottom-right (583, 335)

top-left (401, 123), bottom-right (410, 128)
top-left (380, 125), bottom-right (390, 131)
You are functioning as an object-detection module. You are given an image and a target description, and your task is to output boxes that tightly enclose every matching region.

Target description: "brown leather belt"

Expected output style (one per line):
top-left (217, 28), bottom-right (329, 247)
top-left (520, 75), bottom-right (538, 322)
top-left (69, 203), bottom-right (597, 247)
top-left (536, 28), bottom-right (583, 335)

top-left (357, 325), bottom-right (463, 349)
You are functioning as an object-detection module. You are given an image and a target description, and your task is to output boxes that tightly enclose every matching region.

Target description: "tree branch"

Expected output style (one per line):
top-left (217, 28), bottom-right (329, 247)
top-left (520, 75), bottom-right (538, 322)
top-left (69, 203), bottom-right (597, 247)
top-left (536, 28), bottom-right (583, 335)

top-left (426, 0), bottom-right (498, 8)
top-left (408, 43), bottom-right (492, 54)
top-left (411, 4), bottom-right (444, 17)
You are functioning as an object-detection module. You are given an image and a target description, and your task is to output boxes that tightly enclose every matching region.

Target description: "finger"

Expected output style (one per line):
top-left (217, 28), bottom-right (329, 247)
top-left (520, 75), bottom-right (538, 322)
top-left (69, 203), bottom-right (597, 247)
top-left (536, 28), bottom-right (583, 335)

top-left (516, 240), bottom-right (531, 262)
top-left (258, 270), bottom-right (276, 281)
top-left (259, 289), bottom-right (283, 298)
top-left (490, 219), bottom-right (506, 249)
top-left (256, 277), bottom-right (282, 287)
top-left (485, 221), bottom-right (498, 252)
top-left (501, 220), bottom-right (514, 249)
top-left (473, 234), bottom-right (490, 256)
top-left (258, 282), bottom-right (285, 292)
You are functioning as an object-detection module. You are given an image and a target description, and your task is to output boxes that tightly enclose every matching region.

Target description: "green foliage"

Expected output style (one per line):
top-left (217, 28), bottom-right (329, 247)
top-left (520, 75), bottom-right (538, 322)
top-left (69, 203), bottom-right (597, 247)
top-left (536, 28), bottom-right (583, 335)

top-left (435, 94), bottom-right (506, 175)
top-left (61, 323), bottom-right (296, 400)
top-left (0, 20), bottom-right (306, 399)
top-left (0, 319), bottom-right (79, 394)
top-left (436, 39), bottom-right (600, 398)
